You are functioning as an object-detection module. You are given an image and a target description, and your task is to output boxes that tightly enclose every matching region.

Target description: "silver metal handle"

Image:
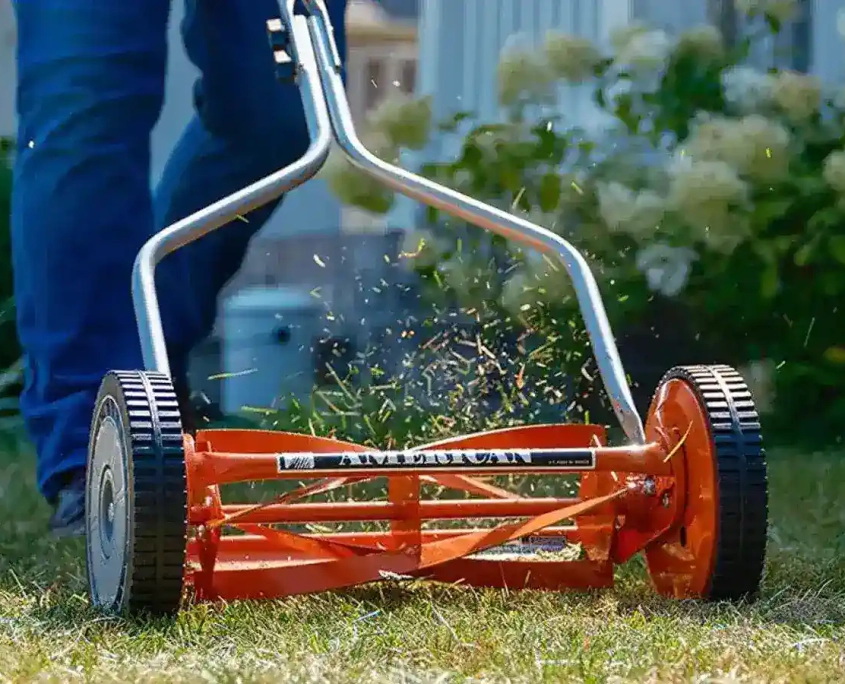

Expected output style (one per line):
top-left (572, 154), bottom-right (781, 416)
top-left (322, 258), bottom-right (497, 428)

top-left (131, 10), bottom-right (331, 378)
top-left (301, 0), bottom-right (645, 444)
top-left (130, 0), bottom-right (646, 445)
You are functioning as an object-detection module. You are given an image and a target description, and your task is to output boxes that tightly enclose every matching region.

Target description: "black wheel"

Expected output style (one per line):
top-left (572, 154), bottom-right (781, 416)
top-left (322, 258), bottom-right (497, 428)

top-left (644, 365), bottom-right (769, 601)
top-left (85, 371), bottom-right (188, 615)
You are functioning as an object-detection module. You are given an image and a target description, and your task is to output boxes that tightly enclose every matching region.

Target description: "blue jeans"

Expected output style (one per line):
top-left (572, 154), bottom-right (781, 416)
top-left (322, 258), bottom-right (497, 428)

top-left (11, 0), bottom-right (347, 502)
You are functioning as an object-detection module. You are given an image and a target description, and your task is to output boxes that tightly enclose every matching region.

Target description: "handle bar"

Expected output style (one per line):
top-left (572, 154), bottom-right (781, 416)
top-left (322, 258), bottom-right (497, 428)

top-left (131, 0), bottom-right (646, 445)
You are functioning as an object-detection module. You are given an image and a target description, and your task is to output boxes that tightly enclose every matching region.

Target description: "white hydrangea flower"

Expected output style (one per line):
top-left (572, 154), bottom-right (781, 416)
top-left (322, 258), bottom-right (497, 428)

top-left (322, 134), bottom-right (398, 212)
top-left (367, 93), bottom-right (433, 151)
top-left (721, 66), bottom-right (776, 112)
top-left (628, 190), bottom-right (666, 237)
top-left (771, 70), bottom-right (821, 123)
top-left (596, 181), bottom-right (636, 230)
top-left (615, 29), bottom-right (674, 72)
top-left (822, 150), bottom-right (845, 194)
top-left (609, 22), bottom-right (651, 55)
top-left (635, 243), bottom-right (697, 297)
top-left (543, 32), bottom-right (603, 83)
top-left (735, 0), bottom-right (797, 25)
top-left (676, 25), bottom-right (724, 60)
top-left (702, 224), bottom-right (748, 254)
top-left (666, 156), bottom-right (749, 244)
top-left (596, 182), bottom-right (665, 238)
top-left (732, 114), bottom-right (791, 179)
top-left (682, 114), bottom-right (791, 181)
top-left (497, 35), bottom-right (555, 108)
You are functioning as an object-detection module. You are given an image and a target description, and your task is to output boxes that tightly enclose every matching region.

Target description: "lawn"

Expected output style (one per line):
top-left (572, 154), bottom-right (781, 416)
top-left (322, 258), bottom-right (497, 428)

top-left (0, 441), bottom-right (843, 683)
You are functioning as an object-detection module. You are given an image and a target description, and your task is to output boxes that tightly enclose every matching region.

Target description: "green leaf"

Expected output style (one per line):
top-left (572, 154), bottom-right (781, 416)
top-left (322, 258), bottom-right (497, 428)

top-left (760, 262), bottom-right (779, 299)
top-left (753, 198), bottom-right (793, 227)
top-left (532, 123), bottom-right (567, 164)
top-left (355, 191), bottom-right (394, 215)
top-left (538, 173), bottom-right (562, 212)
top-left (612, 92), bottom-right (640, 135)
top-left (438, 111), bottom-right (472, 133)
top-left (764, 13), bottom-right (782, 35)
top-left (794, 239), bottom-right (816, 267)
top-left (592, 57), bottom-right (613, 80)
top-left (829, 235), bottom-right (845, 265)
top-left (807, 207), bottom-right (842, 233)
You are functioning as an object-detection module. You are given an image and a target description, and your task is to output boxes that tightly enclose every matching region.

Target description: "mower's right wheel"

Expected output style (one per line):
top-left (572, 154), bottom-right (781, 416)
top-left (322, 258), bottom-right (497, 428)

top-left (85, 371), bottom-right (188, 616)
top-left (643, 365), bottom-right (768, 602)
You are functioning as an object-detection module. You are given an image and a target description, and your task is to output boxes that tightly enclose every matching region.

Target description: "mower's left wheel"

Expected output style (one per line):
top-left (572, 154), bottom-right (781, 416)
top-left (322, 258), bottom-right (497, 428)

top-left (85, 371), bottom-right (188, 616)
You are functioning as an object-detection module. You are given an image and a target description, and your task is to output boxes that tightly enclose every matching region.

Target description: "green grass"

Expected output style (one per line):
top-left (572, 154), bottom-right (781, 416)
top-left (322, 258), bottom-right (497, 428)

top-left (0, 442), bottom-right (844, 683)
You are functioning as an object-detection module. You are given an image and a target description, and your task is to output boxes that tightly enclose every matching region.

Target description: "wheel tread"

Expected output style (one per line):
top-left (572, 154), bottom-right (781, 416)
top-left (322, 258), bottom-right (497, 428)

top-left (87, 370), bottom-right (187, 616)
top-left (657, 365), bottom-right (768, 602)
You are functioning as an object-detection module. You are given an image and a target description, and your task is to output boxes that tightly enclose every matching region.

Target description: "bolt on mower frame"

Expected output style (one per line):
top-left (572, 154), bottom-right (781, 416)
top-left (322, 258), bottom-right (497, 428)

top-left (84, 0), bottom-right (769, 616)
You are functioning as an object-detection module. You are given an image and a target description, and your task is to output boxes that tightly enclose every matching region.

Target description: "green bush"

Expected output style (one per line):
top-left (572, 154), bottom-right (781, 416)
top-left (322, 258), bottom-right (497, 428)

top-left (326, 4), bottom-right (845, 445)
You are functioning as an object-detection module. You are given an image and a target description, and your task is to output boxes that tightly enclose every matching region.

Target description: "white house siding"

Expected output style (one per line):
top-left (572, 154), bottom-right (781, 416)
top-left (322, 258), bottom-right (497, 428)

top-left (417, 0), bottom-right (632, 139)
top-left (633, 0), bottom-right (709, 32)
top-left (806, 0), bottom-right (845, 83)
top-left (635, 0), bottom-right (845, 80)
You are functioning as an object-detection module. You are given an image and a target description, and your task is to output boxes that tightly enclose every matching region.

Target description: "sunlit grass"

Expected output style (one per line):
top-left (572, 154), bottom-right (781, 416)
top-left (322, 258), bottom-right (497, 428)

top-left (1, 432), bottom-right (843, 683)
top-left (0, 312), bottom-right (840, 682)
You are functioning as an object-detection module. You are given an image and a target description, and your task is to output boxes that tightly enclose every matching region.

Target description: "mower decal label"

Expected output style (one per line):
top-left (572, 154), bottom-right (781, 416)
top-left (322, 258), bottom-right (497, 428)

top-left (280, 454), bottom-right (316, 470)
top-left (276, 449), bottom-right (595, 471)
top-left (336, 450), bottom-right (534, 467)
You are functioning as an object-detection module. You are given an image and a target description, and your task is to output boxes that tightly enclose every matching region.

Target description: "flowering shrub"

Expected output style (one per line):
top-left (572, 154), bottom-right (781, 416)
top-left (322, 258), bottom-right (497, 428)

top-left (327, 0), bottom-right (845, 443)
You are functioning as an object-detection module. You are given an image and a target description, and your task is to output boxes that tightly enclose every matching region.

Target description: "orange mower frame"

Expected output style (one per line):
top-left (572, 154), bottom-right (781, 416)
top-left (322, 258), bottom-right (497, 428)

top-left (83, 1), bottom-right (768, 616)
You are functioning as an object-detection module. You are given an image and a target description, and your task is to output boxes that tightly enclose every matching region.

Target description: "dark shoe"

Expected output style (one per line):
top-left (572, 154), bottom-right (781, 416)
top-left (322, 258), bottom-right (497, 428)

top-left (49, 471), bottom-right (86, 538)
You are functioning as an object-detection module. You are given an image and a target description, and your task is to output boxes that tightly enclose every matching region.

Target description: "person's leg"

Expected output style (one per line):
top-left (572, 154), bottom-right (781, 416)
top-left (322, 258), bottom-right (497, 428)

top-left (10, 1), bottom-right (189, 530)
top-left (152, 0), bottom-right (349, 380)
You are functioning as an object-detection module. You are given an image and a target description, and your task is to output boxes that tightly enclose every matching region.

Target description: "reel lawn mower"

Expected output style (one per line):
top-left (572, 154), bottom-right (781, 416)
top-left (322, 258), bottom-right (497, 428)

top-left (84, 0), bottom-right (768, 615)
